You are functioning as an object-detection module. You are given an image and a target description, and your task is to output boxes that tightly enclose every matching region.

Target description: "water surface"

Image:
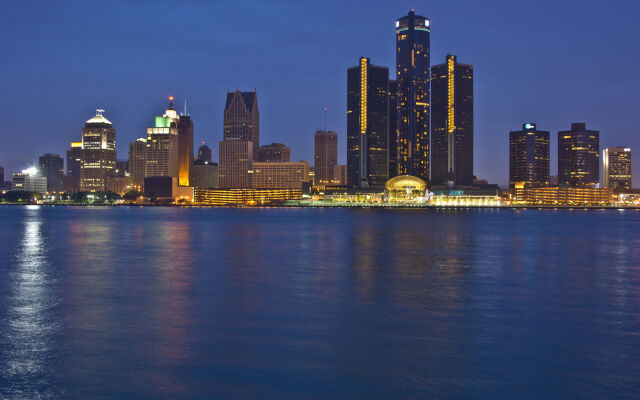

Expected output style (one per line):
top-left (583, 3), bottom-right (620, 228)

top-left (0, 206), bottom-right (638, 399)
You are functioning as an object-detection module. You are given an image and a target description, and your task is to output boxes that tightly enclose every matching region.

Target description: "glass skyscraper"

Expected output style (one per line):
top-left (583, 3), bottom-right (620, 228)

top-left (396, 9), bottom-right (430, 182)
top-left (431, 55), bottom-right (474, 187)
top-left (558, 123), bottom-right (600, 187)
top-left (509, 123), bottom-right (550, 188)
top-left (347, 57), bottom-right (389, 188)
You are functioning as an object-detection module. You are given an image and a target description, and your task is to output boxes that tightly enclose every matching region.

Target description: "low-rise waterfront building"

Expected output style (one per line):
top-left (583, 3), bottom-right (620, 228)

top-left (194, 187), bottom-right (302, 206)
top-left (511, 184), bottom-right (613, 205)
top-left (12, 169), bottom-right (47, 194)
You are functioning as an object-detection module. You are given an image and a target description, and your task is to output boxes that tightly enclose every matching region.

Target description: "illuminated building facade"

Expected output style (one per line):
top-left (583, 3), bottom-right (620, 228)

top-left (511, 185), bottom-right (613, 205)
top-left (128, 138), bottom-right (147, 191)
top-left (191, 160), bottom-right (218, 189)
top-left (384, 175), bottom-right (427, 201)
top-left (194, 187), bottom-right (302, 206)
top-left (219, 139), bottom-right (252, 188)
top-left (314, 129), bottom-right (338, 185)
top-left (146, 100), bottom-right (179, 179)
top-left (178, 113), bottom-right (193, 186)
top-left (65, 141), bottom-right (83, 192)
top-left (251, 161), bottom-right (309, 189)
top-left (388, 79), bottom-right (398, 178)
top-left (197, 143), bottom-right (212, 163)
top-left (509, 123), bottom-right (550, 188)
top-left (12, 170), bottom-right (47, 194)
top-left (558, 123), bottom-right (600, 187)
top-left (602, 147), bottom-right (632, 190)
top-left (347, 57), bottom-right (390, 188)
top-left (396, 9), bottom-right (431, 182)
top-left (224, 89), bottom-right (259, 159)
top-left (80, 109), bottom-right (116, 192)
top-left (431, 55), bottom-right (474, 187)
top-left (39, 153), bottom-right (64, 193)
top-left (257, 143), bottom-right (291, 162)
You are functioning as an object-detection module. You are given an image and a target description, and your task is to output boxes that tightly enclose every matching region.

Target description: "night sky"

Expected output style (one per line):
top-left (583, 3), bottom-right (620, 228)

top-left (1, 0), bottom-right (639, 187)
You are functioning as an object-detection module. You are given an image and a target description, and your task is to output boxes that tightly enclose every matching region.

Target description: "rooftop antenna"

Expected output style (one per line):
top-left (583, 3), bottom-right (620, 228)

top-left (324, 107), bottom-right (328, 132)
top-left (184, 99), bottom-right (187, 116)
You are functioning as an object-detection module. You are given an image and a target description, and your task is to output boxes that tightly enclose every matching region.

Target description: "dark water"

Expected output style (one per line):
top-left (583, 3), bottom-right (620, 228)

top-left (0, 206), bottom-right (638, 399)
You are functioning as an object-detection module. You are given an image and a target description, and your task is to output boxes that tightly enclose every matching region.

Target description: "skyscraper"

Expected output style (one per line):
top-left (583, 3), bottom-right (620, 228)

top-left (129, 138), bottom-right (147, 192)
top-left (198, 142), bottom-right (212, 163)
top-left (509, 123), bottom-right (550, 188)
top-left (178, 112), bottom-right (194, 187)
top-left (558, 123), bottom-right (600, 187)
top-left (388, 79), bottom-right (398, 178)
top-left (314, 130), bottom-right (338, 186)
top-left (602, 147), bottom-right (632, 190)
top-left (347, 57), bottom-right (389, 188)
top-left (224, 89), bottom-right (259, 159)
top-left (431, 55), bottom-right (474, 187)
top-left (396, 9), bottom-right (430, 181)
top-left (65, 141), bottom-right (83, 192)
top-left (0, 165), bottom-right (4, 187)
top-left (80, 109), bottom-right (116, 192)
top-left (219, 139), bottom-right (253, 188)
top-left (146, 99), bottom-right (179, 179)
top-left (257, 143), bottom-right (291, 162)
top-left (39, 153), bottom-right (64, 193)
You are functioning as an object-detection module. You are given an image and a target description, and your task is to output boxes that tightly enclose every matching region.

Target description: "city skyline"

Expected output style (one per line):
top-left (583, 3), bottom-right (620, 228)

top-left (1, 1), bottom-right (639, 187)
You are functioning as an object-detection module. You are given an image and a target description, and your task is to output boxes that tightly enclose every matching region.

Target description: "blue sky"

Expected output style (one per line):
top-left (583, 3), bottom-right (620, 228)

top-left (1, 0), bottom-right (639, 186)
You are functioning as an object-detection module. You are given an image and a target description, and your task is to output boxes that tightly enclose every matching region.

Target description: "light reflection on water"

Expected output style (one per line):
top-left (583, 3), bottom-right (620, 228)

top-left (1, 207), bottom-right (60, 399)
top-left (0, 206), bottom-right (638, 399)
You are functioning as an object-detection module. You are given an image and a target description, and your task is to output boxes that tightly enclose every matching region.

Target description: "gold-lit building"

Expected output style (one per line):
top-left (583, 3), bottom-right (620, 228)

top-left (79, 109), bottom-right (117, 192)
top-left (194, 188), bottom-right (302, 206)
top-left (250, 161), bottom-right (309, 189)
top-left (384, 175), bottom-right (427, 201)
top-left (602, 147), bottom-right (632, 190)
top-left (511, 184), bottom-right (614, 205)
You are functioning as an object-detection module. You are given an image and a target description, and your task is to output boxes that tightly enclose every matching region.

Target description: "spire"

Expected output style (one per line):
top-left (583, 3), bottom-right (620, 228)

top-left (184, 99), bottom-right (187, 116)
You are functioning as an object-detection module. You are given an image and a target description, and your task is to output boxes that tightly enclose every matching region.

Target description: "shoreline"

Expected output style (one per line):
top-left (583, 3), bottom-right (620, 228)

top-left (1, 202), bottom-right (639, 210)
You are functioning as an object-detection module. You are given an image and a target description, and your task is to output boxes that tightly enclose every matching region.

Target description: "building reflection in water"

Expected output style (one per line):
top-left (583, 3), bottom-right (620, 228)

top-left (1, 206), bottom-right (60, 399)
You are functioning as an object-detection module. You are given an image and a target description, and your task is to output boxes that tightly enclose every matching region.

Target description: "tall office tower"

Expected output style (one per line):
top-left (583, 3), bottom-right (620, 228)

top-left (314, 129), bottom-right (338, 185)
top-left (80, 109), bottom-right (116, 192)
top-left (257, 143), bottom-right (291, 162)
top-left (396, 9), bottom-right (430, 181)
top-left (602, 147), bottom-right (632, 190)
top-left (558, 123), bottom-right (600, 187)
top-left (198, 142), bottom-right (212, 163)
top-left (129, 138), bottom-right (147, 192)
top-left (178, 112), bottom-right (194, 186)
top-left (65, 141), bottom-right (83, 192)
top-left (38, 153), bottom-right (64, 193)
top-left (431, 55), bottom-right (474, 187)
top-left (388, 79), bottom-right (398, 178)
top-left (0, 165), bottom-right (4, 187)
top-left (219, 139), bottom-right (253, 188)
top-left (146, 99), bottom-right (179, 179)
top-left (509, 123), bottom-right (550, 188)
top-left (347, 57), bottom-right (390, 188)
top-left (224, 89), bottom-right (259, 159)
